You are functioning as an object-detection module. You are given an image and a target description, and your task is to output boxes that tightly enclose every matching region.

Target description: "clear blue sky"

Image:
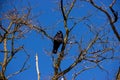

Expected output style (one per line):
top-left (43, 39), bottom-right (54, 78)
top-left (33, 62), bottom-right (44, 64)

top-left (0, 0), bottom-right (120, 80)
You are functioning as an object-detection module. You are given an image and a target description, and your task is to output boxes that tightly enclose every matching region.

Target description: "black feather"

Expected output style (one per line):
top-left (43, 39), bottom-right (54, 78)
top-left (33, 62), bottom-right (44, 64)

top-left (52, 31), bottom-right (63, 53)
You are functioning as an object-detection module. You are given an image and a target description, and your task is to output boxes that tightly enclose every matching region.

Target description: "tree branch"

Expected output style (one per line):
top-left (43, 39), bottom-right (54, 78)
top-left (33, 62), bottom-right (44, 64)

top-left (89, 0), bottom-right (120, 41)
top-left (54, 34), bottom-right (99, 79)
top-left (35, 53), bottom-right (40, 80)
top-left (66, 0), bottom-right (76, 18)
top-left (7, 53), bottom-right (30, 79)
top-left (72, 65), bottom-right (96, 80)
top-left (61, 0), bottom-right (67, 21)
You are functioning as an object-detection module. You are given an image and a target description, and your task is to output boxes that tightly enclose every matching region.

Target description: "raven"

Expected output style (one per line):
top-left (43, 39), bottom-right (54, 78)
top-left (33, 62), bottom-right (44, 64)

top-left (52, 31), bottom-right (63, 53)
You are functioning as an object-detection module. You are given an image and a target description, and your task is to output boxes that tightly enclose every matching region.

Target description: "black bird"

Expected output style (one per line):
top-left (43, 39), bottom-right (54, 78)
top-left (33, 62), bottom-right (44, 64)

top-left (52, 31), bottom-right (63, 53)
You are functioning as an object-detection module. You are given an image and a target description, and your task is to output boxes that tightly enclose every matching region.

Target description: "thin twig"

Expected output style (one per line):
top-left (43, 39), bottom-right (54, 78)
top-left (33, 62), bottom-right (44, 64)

top-left (89, 0), bottom-right (120, 41)
top-left (7, 51), bottom-right (30, 79)
top-left (72, 65), bottom-right (96, 80)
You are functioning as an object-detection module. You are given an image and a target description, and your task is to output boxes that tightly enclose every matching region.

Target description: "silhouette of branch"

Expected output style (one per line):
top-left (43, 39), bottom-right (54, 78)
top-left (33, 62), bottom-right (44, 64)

top-left (72, 65), bottom-right (96, 80)
top-left (7, 53), bottom-right (30, 79)
top-left (89, 0), bottom-right (120, 41)
top-left (66, 0), bottom-right (76, 18)
top-left (0, 6), bottom-right (32, 79)
top-left (52, 0), bottom-right (77, 79)
top-left (61, 0), bottom-right (67, 21)
top-left (54, 34), bottom-right (99, 79)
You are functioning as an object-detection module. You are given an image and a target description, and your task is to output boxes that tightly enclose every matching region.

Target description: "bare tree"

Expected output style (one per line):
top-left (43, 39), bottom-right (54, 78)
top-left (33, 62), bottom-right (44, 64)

top-left (0, 6), bottom-right (31, 80)
top-left (50, 0), bottom-right (119, 80)
top-left (0, 1), bottom-right (51, 80)
top-left (0, 0), bottom-right (119, 80)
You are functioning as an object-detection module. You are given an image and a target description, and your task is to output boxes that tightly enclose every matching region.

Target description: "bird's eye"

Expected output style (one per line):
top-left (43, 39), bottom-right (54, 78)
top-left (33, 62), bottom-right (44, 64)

top-left (58, 31), bottom-right (62, 33)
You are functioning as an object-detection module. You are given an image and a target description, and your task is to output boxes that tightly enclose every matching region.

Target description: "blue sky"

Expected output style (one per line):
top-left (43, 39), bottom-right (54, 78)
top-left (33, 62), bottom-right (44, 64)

top-left (0, 0), bottom-right (120, 80)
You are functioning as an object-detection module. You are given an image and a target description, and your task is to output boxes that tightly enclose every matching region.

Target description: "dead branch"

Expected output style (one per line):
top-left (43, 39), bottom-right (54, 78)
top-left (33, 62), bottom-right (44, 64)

top-left (35, 53), bottom-right (40, 80)
top-left (89, 0), bottom-right (120, 41)
top-left (66, 0), bottom-right (76, 18)
top-left (0, 6), bottom-right (32, 79)
top-left (7, 45), bottom-right (24, 64)
top-left (72, 65), bottom-right (96, 80)
top-left (1, 38), bottom-right (8, 80)
top-left (116, 67), bottom-right (120, 80)
top-left (61, 0), bottom-right (67, 21)
top-left (7, 53), bottom-right (30, 79)
top-left (109, 0), bottom-right (118, 23)
top-left (52, 0), bottom-right (77, 80)
top-left (53, 34), bottom-right (99, 79)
